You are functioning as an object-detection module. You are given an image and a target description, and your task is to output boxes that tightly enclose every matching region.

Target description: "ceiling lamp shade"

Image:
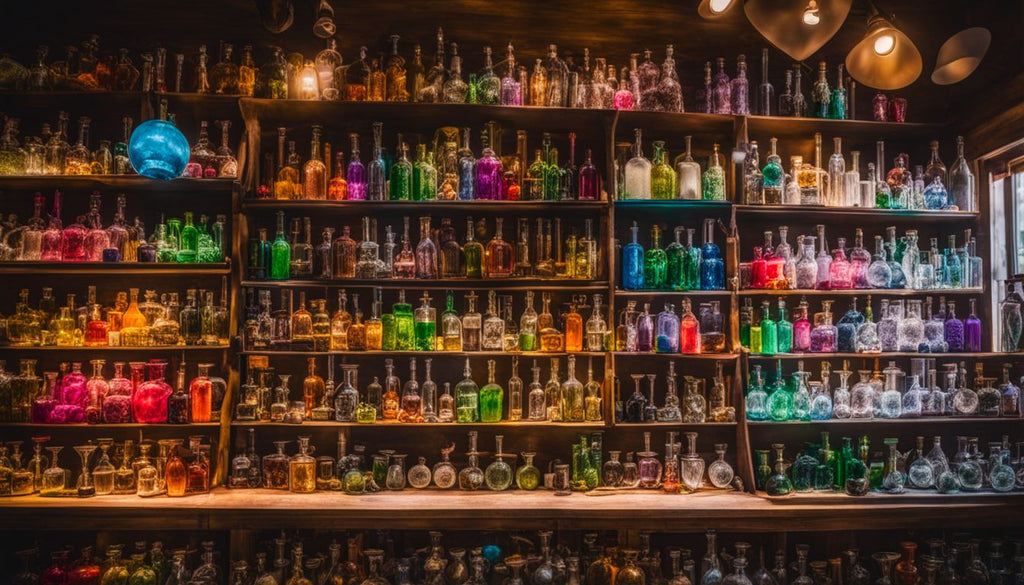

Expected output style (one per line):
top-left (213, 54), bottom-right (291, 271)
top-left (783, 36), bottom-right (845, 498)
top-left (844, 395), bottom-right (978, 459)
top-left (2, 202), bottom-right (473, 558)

top-left (744, 0), bottom-right (852, 61)
top-left (932, 27), bottom-right (991, 85)
top-left (698, 0), bottom-right (739, 19)
top-left (845, 10), bottom-right (923, 90)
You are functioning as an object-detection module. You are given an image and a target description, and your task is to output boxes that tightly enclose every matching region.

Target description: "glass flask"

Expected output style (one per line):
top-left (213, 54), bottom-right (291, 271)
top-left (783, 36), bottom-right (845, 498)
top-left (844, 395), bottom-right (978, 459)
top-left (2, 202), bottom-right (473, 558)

top-left (430, 444), bottom-right (457, 489)
top-left (949, 136), bottom-right (975, 212)
top-left (637, 432), bottom-right (663, 488)
top-left (764, 444), bottom-right (792, 496)
top-left (458, 432), bottom-right (485, 490)
top-left (484, 435), bottom-right (514, 491)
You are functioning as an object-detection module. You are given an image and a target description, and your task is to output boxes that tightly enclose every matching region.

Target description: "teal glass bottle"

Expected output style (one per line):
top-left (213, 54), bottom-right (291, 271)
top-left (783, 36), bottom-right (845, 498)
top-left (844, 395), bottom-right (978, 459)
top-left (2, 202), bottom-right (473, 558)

top-left (666, 227), bottom-right (686, 290)
top-left (759, 301), bottom-right (777, 355)
top-left (177, 211), bottom-right (199, 263)
top-left (815, 432), bottom-right (836, 490)
top-left (269, 211), bottom-right (291, 280)
top-left (776, 299), bottom-right (793, 353)
top-left (621, 222), bottom-right (645, 291)
top-left (791, 364), bottom-right (811, 421)
top-left (389, 143), bottom-right (413, 200)
top-left (745, 365), bottom-right (769, 421)
top-left (393, 290), bottom-right (414, 351)
top-left (455, 358), bottom-right (480, 423)
top-left (764, 443), bottom-right (793, 496)
top-left (478, 359), bottom-right (504, 423)
top-left (644, 225), bottom-right (668, 290)
top-left (791, 447), bottom-right (818, 492)
top-left (766, 360), bottom-right (793, 421)
top-left (683, 228), bottom-right (701, 291)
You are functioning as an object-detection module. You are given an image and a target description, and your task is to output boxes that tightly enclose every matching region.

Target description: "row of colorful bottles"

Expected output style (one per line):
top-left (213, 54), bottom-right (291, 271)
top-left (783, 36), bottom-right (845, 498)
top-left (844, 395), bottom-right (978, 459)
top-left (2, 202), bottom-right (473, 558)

top-left (265, 123), bottom-right (601, 202)
top-left (14, 539), bottom-right (222, 585)
top-left (0, 434), bottom-right (212, 498)
top-left (621, 219), bottom-right (726, 291)
top-left (615, 362), bottom-right (735, 423)
top-left (617, 131), bottom-right (726, 201)
top-left (746, 359), bottom-right (1021, 422)
top-left (741, 135), bottom-right (974, 211)
top-left (4, 284), bottom-right (229, 347)
top-left (243, 288), bottom-right (611, 354)
top-left (613, 300), bottom-right (727, 355)
top-left (743, 226), bottom-right (982, 291)
top-left (0, 191), bottom-right (226, 263)
top-left (740, 296), bottom-right (983, 355)
top-left (237, 354), bottom-right (601, 424)
top-left (252, 214), bottom-right (600, 282)
top-left (758, 432), bottom-right (1021, 496)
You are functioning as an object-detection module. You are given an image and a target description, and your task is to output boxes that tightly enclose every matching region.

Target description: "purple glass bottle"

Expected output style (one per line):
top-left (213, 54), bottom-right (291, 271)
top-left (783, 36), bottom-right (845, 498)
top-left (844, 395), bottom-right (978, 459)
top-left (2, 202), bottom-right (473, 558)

top-left (346, 133), bottom-right (367, 200)
top-left (655, 303), bottom-right (680, 353)
top-left (578, 148), bottom-right (601, 200)
top-left (965, 299), bottom-right (982, 352)
top-left (636, 303), bottom-right (654, 352)
top-left (474, 134), bottom-right (504, 200)
top-left (809, 301), bottom-right (838, 353)
top-left (944, 301), bottom-right (965, 352)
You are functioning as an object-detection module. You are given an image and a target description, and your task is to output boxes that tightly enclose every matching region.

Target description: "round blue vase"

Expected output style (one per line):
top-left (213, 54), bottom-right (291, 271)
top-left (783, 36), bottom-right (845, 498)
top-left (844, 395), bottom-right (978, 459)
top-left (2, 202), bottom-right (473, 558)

top-left (128, 119), bottom-right (190, 180)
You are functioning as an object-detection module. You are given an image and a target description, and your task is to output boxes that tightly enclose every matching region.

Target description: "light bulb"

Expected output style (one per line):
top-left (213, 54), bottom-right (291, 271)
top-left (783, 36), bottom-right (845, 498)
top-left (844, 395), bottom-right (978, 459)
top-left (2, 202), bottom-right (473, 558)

top-left (803, 0), bottom-right (820, 25)
top-left (709, 0), bottom-right (733, 14)
top-left (874, 33), bottom-right (896, 56)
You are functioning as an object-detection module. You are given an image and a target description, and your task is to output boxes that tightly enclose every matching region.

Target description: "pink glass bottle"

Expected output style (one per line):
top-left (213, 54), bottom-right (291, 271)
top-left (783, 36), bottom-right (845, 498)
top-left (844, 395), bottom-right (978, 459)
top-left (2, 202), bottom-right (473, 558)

top-left (850, 229), bottom-right (871, 289)
top-left (102, 362), bottom-right (133, 423)
top-left (60, 362), bottom-right (89, 410)
top-left (613, 64), bottom-right (635, 110)
top-left (829, 237), bottom-right (852, 289)
top-left (793, 301), bottom-right (812, 352)
top-left (749, 246), bottom-right (767, 289)
top-left (133, 360), bottom-right (172, 423)
top-left (474, 131), bottom-right (503, 200)
top-left (578, 149), bottom-right (601, 200)
top-left (679, 299), bottom-right (701, 354)
top-left (40, 190), bottom-right (64, 261)
top-left (60, 213), bottom-right (88, 262)
top-left (84, 359), bottom-right (108, 424)
top-left (83, 191), bottom-right (110, 261)
top-left (31, 369), bottom-right (57, 423)
top-left (765, 234), bottom-right (786, 287)
top-left (872, 92), bottom-right (888, 122)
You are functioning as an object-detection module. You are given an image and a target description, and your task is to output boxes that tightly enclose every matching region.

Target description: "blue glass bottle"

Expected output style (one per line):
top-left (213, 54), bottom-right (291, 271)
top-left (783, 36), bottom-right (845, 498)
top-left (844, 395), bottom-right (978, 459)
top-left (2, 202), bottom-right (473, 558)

top-left (776, 299), bottom-right (793, 353)
top-left (622, 221), bottom-right (645, 290)
top-left (766, 359), bottom-right (793, 421)
top-left (699, 218), bottom-right (725, 290)
top-left (655, 303), bottom-right (680, 353)
top-left (457, 127), bottom-right (475, 200)
top-left (943, 235), bottom-right (962, 288)
top-left (836, 297), bottom-right (865, 353)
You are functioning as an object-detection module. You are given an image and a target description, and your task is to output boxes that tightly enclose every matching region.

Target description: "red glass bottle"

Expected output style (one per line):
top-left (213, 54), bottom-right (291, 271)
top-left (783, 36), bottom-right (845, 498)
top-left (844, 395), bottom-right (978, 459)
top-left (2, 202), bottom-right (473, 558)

top-left (40, 550), bottom-right (69, 585)
top-left (749, 246), bottom-right (767, 289)
top-left (132, 360), bottom-right (172, 423)
top-left (60, 214), bottom-right (88, 262)
top-left (679, 299), bottom-right (701, 354)
top-left (67, 547), bottom-right (101, 585)
top-left (189, 363), bottom-right (213, 423)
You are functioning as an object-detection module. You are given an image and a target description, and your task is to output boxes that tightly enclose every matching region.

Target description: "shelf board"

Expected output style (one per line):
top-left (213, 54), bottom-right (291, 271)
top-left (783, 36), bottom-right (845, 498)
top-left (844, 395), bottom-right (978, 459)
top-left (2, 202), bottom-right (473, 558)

top-left (733, 204), bottom-right (980, 220)
top-left (744, 115), bottom-right (949, 141)
top-left (614, 421), bottom-right (738, 427)
top-left (744, 351), bottom-right (1001, 359)
top-left (0, 262), bottom-right (231, 275)
top-left (238, 350), bottom-right (607, 358)
top-left (241, 279), bottom-right (609, 291)
top-left (737, 288), bottom-right (984, 297)
top-left (0, 176), bottom-right (237, 192)
top-left (0, 345), bottom-right (230, 352)
top-left (755, 490), bottom-right (1022, 506)
top-left (747, 417), bottom-right (1019, 426)
top-left (242, 199), bottom-right (608, 211)
top-left (614, 289), bottom-right (733, 297)
top-left (230, 420), bottom-right (607, 428)
top-left (613, 200), bottom-right (732, 210)
top-left (0, 488), bottom-right (1016, 532)
top-left (612, 352), bottom-right (738, 360)
top-left (0, 422), bottom-right (220, 428)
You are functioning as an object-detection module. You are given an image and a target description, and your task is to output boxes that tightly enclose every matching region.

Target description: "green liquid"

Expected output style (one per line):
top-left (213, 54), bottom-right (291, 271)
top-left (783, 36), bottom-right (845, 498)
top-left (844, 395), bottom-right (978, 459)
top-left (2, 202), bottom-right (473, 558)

top-left (479, 384), bottom-right (504, 422)
top-left (414, 321), bottom-right (436, 351)
top-left (518, 333), bottom-right (537, 352)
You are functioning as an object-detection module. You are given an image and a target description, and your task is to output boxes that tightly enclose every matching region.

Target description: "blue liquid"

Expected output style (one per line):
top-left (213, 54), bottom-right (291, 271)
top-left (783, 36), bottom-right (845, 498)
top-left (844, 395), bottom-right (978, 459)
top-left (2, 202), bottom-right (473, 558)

top-left (622, 242), bottom-right (645, 290)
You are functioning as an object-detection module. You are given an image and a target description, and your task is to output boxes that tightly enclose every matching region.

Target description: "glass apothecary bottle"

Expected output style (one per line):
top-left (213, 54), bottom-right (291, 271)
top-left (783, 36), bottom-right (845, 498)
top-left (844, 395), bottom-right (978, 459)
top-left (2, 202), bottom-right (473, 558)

top-left (484, 435), bottom-right (514, 491)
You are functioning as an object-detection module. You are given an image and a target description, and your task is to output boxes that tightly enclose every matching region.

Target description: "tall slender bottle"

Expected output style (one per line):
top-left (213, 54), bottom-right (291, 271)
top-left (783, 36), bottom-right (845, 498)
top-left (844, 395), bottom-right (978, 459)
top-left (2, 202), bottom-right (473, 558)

top-left (757, 48), bottom-right (774, 116)
top-left (346, 133), bottom-right (366, 200)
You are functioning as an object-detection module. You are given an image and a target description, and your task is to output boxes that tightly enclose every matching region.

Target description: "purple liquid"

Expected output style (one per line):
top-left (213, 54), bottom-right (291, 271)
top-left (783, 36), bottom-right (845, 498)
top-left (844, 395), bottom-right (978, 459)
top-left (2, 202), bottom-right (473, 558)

top-left (637, 315), bottom-right (654, 352)
top-left (474, 156), bottom-right (504, 200)
top-left (945, 318), bottom-right (965, 352)
top-left (965, 316), bottom-right (982, 351)
top-left (347, 160), bottom-right (367, 200)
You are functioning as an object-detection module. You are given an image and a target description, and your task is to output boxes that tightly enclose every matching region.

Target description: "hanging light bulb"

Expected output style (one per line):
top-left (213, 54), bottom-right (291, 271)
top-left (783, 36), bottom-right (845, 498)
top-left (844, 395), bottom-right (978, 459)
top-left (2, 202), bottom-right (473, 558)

top-left (845, 4), bottom-right (922, 90)
top-left (698, 0), bottom-right (738, 19)
top-left (802, 0), bottom-right (820, 25)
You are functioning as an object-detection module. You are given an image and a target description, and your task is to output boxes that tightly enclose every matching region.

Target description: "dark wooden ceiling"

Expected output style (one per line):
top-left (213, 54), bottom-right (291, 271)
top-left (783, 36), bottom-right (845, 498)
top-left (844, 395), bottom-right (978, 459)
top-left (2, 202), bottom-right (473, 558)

top-left (0, 0), bottom-right (1020, 123)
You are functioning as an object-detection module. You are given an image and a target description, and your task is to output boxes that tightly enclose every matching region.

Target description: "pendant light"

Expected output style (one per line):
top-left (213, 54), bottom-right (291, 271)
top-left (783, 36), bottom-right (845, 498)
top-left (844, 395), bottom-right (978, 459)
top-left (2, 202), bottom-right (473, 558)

top-left (743, 0), bottom-right (852, 62)
top-left (698, 0), bottom-right (739, 19)
top-left (932, 27), bottom-right (991, 85)
top-left (845, 4), bottom-right (922, 90)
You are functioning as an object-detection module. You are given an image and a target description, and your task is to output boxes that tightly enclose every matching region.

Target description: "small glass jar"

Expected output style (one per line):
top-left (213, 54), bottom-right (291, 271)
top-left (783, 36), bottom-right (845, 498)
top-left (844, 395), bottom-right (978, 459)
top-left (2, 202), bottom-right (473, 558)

top-left (385, 453), bottom-right (407, 490)
top-left (407, 456), bottom-right (431, 489)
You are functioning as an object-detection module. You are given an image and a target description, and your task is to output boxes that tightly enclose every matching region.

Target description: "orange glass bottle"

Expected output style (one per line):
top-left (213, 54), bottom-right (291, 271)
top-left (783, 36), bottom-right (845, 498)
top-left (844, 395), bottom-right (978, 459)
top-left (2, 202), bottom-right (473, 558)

top-left (164, 440), bottom-right (188, 497)
top-left (328, 151), bottom-right (348, 200)
top-left (119, 288), bottom-right (150, 346)
top-left (186, 436), bottom-right (210, 494)
top-left (564, 301), bottom-right (583, 352)
top-left (303, 358), bottom-right (325, 417)
top-left (189, 363), bottom-right (213, 423)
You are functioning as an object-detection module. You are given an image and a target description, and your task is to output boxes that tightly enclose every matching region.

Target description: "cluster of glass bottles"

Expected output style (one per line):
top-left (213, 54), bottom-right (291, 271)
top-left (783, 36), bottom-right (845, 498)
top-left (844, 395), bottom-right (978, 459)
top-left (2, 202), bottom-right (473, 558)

top-left (0, 357), bottom-right (226, 424)
top-left (236, 353), bottom-right (602, 425)
top-left (745, 359), bottom-right (1021, 422)
top-left (0, 191), bottom-right (226, 263)
top-left (13, 539), bottom-right (223, 585)
top-left (740, 135), bottom-right (975, 212)
top-left (614, 300), bottom-right (727, 355)
top-left (620, 219), bottom-right (726, 291)
top-left (616, 362), bottom-right (735, 423)
top-left (998, 277), bottom-right (1024, 353)
top-left (742, 225), bottom-right (982, 292)
top-left (0, 434), bottom-right (211, 498)
top-left (251, 214), bottom-right (600, 282)
top-left (0, 109), bottom-right (237, 178)
top-left (243, 288), bottom-right (612, 355)
top-left (758, 432), bottom-right (1022, 496)
top-left (616, 131), bottom-right (726, 201)
top-left (4, 284), bottom-right (229, 348)
top-left (264, 123), bottom-right (601, 202)
top-left (740, 296), bottom-right (984, 355)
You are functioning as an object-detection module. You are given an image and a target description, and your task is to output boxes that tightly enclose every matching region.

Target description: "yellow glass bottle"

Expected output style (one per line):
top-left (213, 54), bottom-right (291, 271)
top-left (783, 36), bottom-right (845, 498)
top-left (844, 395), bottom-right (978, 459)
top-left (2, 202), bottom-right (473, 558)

top-left (289, 436), bottom-right (316, 493)
top-left (302, 358), bottom-right (325, 418)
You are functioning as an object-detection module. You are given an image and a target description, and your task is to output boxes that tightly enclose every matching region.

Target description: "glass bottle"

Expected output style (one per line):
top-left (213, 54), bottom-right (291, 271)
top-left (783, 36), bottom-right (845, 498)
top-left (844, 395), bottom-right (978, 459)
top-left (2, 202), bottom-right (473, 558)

top-left (455, 359), bottom-right (479, 423)
top-left (346, 133), bottom-right (366, 200)
top-left (458, 431), bottom-right (485, 490)
top-left (949, 136), bottom-right (975, 212)
top-left (700, 219), bottom-right (725, 290)
top-left (624, 128), bottom-right (652, 200)
top-left (637, 432), bottom-right (663, 488)
top-left (703, 144), bottom-right (727, 201)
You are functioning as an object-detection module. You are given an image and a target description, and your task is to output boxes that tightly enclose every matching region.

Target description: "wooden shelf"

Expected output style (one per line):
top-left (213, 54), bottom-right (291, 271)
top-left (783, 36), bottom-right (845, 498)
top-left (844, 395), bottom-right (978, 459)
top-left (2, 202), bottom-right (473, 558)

top-left (743, 115), bottom-right (949, 142)
top-left (614, 289), bottom-right (733, 297)
top-left (744, 351), bottom-right (1003, 359)
top-left (238, 350), bottom-right (607, 358)
top-left (613, 200), bottom-right (732, 210)
top-left (242, 199), bottom-right (608, 211)
top-left (241, 279), bottom-right (609, 291)
top-left (734, 205), bottom-right (980, 221)
top-left (612, 352), bottom-right (739, 360)
top-left (0, 488), bottom-right (1016, 532)
top-left (230, 420), bottom-right (607, 428)
top-left (737, 288), bottom-right (984, 297)
top-left (747, 417), bottom-right (1019, 426)
top-left (0, 345), bottom-right (230, 352)
top-left (0, 176), bottom-right (237, 192)
top-left (0, 422), bottom-right (220, 428)
top-left (0, 262), bottom-right (230, 275)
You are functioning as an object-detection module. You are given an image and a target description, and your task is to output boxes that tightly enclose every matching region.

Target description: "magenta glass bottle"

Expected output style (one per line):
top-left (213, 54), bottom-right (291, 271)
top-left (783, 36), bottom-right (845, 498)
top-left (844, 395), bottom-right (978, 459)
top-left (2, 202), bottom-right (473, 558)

top-left (50, 362), bottom-right (86, 423)
top-left (474, 135), bottom-right (504, 200)
top-left (578, 149), bottom-right (601, 200)
top-left (60, 213), bottom-right (88, 262)
top-left (792, 303), bottom-right (812, 352)
top-left (103, 362), bottom-right (133, 423)
top-left (829, 237), bottom-right (852, 289)
top-left (32, 370), bottom-right (58, 424)
top-left (40, 190), bottom-right (64, 261)
top-left (41, 550), bottom-right (70, 585)
top-left (346, 133), bottom-right (367, 200)
top-left (133, 360), bottom-right (172, 423)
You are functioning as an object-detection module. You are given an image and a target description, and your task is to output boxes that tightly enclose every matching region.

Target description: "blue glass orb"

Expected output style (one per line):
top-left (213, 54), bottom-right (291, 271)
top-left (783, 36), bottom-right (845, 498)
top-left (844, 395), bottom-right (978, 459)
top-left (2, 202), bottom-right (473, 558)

top-left (481, 545), bottom-right (501, 563)
top-left (128, 119), bottom-right (190, 180)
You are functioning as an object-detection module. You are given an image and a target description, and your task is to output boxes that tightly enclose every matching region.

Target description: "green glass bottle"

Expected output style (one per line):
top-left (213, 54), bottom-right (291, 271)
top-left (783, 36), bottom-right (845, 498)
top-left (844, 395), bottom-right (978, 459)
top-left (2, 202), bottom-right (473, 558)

top-left (836, 436), bottom-right (853, 490)
top-left (643, 225), bottom-right (668, 290)
top-left (466, 73), bottom-right (478, 104)
top-left (754, 449), bottom-right (771, 490)
top-left (389, 143), bottom-right (413, 201)
top-left (413, 143), bottom-right (438, 201)
top-left (776, 299), bottom-right (793, 353)
top-left (665, 227), bottom-right (686, 290)
top-left (455, 358), bottom-right (480, 423)
top-left (760, 300), bottom-right (777, 355)
top-left (463, 217), bottom-right (484, 278)
top-left (750, 304), bottom-right (763, 354)
top-left (683, 228), bottom-right (701, 290)
top-left (177, 211), bottom-right (199, 263)
top-left (478, 359), bottom-right (504, 423)
top-left (525, 149), bottom-right (546, 201)
top-left (269, 210), bottom-right (291, 280)
top-left (702, 143), bottom-right (726, 201)
top-left (814, 431), bottom-right (835, 490)
top-left (650, 140), bottom-right (676, 200)
top-left (739, 298), bottom-right (753, 349)
top-left (392, 290), bottom-right (414, 351)
top-left (414, 292), bottom-right (436, 351)
top-left (542, 134), bottom-right (560, 201)
top-left (767, 359), bottom-right (793, 421)
top-left (381, 310), bottom-right (396, 351)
